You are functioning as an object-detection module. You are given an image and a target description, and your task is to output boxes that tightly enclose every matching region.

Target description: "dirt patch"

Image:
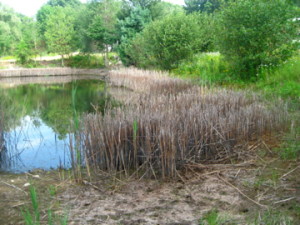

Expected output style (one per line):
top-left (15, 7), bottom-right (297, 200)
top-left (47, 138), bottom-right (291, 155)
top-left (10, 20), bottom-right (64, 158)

top-left (0, 157), bottom-right (299, 225)
top-left (62, 175), bottom-right (244, 225)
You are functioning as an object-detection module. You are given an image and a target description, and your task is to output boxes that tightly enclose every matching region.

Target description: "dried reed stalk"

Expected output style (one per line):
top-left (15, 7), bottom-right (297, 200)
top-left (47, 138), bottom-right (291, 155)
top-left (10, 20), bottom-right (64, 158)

top-left (0, 68), bottom-right (107, 78)
top-left (82, 68), bottom-right (288, 178)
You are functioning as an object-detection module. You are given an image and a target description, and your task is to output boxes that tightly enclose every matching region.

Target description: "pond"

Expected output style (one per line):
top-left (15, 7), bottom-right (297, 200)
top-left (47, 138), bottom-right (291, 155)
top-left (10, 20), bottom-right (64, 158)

top-left (0, 75), bottom-right (112, 173)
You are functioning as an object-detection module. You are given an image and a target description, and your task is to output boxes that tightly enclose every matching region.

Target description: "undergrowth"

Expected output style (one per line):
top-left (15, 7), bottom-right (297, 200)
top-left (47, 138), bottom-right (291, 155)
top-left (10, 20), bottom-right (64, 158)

top-left (66, 54), bottom-right (105, 68)
top-left (172, 53), bottom-right (300, 103)
top-left (66, 53), bottom-right (119, 69)
top-left (172, 53), bottom-right (236, 85)
top-left (256, 55), bottom-right (300, 107)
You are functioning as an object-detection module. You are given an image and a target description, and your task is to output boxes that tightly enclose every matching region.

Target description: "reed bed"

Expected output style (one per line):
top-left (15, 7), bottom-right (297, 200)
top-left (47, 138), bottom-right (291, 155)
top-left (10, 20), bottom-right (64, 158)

top-left (109, 68), bottom-right (193, 94)
top-left (0, 75), bottom-right (104, 87)
top-left (82, 69), bottom-right (288, 178)
top-left (0, 68), bottom-right (107, 78)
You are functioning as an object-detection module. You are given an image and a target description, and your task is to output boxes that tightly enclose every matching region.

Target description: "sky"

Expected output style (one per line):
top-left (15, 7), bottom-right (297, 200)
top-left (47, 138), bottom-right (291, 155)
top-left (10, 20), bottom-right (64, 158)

top-left (0, 0), bottom-right (185, 17)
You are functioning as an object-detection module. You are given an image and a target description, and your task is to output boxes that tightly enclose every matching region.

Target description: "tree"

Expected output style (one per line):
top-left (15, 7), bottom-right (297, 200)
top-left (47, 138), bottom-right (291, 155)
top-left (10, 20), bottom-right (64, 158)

top-left (88, 0), bottom-right (121, 66)
top-left (117, 6), bottom-right (152, 65)
top-left (45, 7), bottom-right (76, 66)
top-left (46, 0), bottom-right (81, 7)
top-left (149, 1), bottom-right (183, 20)
top-left (0, 3), bottom-right (22, 56)
top-left (37, 0), bottom-right (81, 53)
top-left (184, 0), bottom-right (225, 14)
top-left (216, 0), bottom-right (299, 79)
top-left (127, 13), bottom-right (214, 69)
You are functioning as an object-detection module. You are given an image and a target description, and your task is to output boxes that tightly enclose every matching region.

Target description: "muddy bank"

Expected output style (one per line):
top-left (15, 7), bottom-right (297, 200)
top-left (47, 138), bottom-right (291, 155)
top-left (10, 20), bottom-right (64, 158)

top-left (0, 68), bottom-right (108, 78)
top-left (0, 158), bottom-right (299, 225)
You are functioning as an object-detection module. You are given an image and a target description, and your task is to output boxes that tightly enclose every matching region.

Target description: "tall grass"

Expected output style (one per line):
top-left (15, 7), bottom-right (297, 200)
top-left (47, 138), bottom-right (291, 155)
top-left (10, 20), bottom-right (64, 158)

top-left (22, 185), bottom-right (68, 225)
top-left (172, 53), bottom-right (234, 85)
top-left (22, 186), bottom-right (40, 225)
top-left (257, 55), bottom-right (300, 104)
top-left (82, 69), bottom-right (288, 178)
top-left (66, 54), bottom-right (105, 69)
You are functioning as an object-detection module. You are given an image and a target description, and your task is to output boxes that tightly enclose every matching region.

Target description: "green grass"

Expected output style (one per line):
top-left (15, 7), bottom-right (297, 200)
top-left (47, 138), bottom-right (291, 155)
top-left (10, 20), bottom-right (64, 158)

top-left (199, 210), bottom-right (236, 225)
top-left (22, 185), bottom-right (68, 225)
top-left (66, 54), bottom-right (105, 68)
top-left (173, 53), bottom-right (300, 101)
top-left (252, 210), bottom-right (293, 225)
top-left (172, 53), bottom-right (239, 85)
top-left (22, 186), bottom-right (40, 225)
top-left (256, 55), bottom-right (300, 103)
top-left (276, 126), bottom-right (300, 160)
top-left (199, 210), bottom-right (219, 225)
top-left (0, 55), bottom-right (16, 60)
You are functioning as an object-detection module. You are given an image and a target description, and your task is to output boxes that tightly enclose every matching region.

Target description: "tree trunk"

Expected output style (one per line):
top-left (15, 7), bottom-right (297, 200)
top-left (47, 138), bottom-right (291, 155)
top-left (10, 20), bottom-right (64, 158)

top-left (61, 55), bottom-right (64, 67)
top-left (104, 44), bottom-right (109, 67)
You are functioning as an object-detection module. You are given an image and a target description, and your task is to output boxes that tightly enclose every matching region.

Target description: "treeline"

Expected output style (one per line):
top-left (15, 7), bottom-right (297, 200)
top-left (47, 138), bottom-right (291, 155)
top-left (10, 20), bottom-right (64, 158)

top-left (125, 0), bottom-right (299, 79)
top-left (0, 0), bottom-right (299, 79)
top-left (0, 0), bottom-right (182, 65)
top-left (0, 3), bottom-right (37, 60)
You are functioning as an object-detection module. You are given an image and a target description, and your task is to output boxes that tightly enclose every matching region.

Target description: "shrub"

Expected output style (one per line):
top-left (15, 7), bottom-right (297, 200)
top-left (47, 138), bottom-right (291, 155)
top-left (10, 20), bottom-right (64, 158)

top-left (216, 0), bottom-right (298, 80)
top-left (127, 12), bottom-right (215, 70)
top-left (15, 40), bottom-right (33, 65)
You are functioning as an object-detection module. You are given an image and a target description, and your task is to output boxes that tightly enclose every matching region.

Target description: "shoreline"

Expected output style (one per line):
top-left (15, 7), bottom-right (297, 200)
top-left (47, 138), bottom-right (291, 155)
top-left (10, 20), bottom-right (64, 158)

top-left (0, 67), bottom-right (108, 78)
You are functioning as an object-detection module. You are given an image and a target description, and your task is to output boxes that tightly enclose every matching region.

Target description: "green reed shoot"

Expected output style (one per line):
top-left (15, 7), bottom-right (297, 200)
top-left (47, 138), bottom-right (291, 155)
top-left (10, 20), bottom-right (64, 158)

top-left (22, 185), bottom-right (40, 225)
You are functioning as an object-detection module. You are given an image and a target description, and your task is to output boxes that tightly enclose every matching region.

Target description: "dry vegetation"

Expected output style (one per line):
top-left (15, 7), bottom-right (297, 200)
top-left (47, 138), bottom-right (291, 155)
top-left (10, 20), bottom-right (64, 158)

top-left (82, 68), bottom-right (288, 178)
top-left (0, 68), bottom-right (108, 78)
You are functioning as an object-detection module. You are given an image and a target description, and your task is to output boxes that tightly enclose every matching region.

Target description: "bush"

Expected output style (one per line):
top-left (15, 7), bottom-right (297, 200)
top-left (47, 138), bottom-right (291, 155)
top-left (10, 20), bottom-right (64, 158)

top-left (127, 12), bottom-right (215, 70)
top-left (15, 40), bottom-right (33, 65)
top-left (216, 0), bottom-right (299, 80)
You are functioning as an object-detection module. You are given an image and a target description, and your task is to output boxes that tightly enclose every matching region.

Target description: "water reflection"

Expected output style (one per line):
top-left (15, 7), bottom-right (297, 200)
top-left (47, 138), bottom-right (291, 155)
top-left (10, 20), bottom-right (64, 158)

top-left (0, 76), bottom-right (110, 173)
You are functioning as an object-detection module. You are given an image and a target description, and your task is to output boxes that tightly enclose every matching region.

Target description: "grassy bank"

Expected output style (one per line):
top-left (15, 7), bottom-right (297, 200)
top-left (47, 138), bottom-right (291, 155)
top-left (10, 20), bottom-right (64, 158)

top-left (172, 53), bottom-right (300, 101)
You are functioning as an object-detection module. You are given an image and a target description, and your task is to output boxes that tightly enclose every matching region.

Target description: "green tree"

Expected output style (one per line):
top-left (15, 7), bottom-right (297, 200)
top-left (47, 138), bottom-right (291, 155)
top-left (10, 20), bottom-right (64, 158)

top-left (149, 1), bottom-right (183, 20)
top-left (88, 0), bottom-right (121, 66)
top-left (184, 0), bottom-right (225, 14)
top-left (216, 0), bottom-right (298, 79)
top-left (44, 7), bottom-right (76, 66)
top-left (37, 5), bottom-right (54, 38)
top-left (15, 40), bottom-right (32, 64)
top-left (117, 6), bottom-right (152, 65)
top-left (127, 13), bottom-right (214, 69)
top-left (37, 0), bottom-right (81, 53)
top-left (46, 0), bottom-right (81, 7)
top-left (15, 17), bottom-right (38, 64)
top-left (0, 3), bottom-right (23, 56)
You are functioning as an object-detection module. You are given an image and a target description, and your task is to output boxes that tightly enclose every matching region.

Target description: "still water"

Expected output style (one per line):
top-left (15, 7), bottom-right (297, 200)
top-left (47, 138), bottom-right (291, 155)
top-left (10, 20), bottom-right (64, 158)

top-left (0, 76), bottom-right (110, 173)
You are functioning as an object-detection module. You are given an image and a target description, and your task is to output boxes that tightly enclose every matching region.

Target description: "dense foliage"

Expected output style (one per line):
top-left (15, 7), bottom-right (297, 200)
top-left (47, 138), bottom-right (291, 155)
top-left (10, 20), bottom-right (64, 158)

top-left (127, 13), bottom-right (215, 69)
top-left (184, 0), bottom-right (226, 13)
top-left (0, 0), bottom-right (299, 85)
top-left (216, 0), bottom-right (298, 79)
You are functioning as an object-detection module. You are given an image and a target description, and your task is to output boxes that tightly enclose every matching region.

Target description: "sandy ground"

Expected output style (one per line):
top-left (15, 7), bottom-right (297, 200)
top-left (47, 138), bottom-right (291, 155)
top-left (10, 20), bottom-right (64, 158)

top-left (0, 156), bottom-right (299, 225)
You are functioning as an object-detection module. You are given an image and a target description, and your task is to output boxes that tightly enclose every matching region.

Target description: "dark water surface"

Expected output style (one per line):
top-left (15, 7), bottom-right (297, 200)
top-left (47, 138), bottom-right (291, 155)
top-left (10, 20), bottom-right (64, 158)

top-left (0, 76), bottom-right (110, 173)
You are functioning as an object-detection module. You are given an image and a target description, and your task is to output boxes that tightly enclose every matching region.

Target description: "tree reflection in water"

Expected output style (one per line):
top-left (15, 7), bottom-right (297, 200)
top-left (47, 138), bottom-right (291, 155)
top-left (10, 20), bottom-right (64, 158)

top-left (0, 76), bottom-right (114, 173)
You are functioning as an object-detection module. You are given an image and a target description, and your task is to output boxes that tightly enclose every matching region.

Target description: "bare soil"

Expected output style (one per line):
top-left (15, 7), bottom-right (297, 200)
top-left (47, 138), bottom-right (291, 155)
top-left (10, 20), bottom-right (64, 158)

top-left (0, 154), bottom-right (299, 225)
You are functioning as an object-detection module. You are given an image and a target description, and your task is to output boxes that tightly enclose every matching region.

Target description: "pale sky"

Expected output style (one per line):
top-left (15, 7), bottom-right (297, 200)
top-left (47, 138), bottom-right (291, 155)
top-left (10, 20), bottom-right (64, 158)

top-left (0, 0), bottom-right (185, 17)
